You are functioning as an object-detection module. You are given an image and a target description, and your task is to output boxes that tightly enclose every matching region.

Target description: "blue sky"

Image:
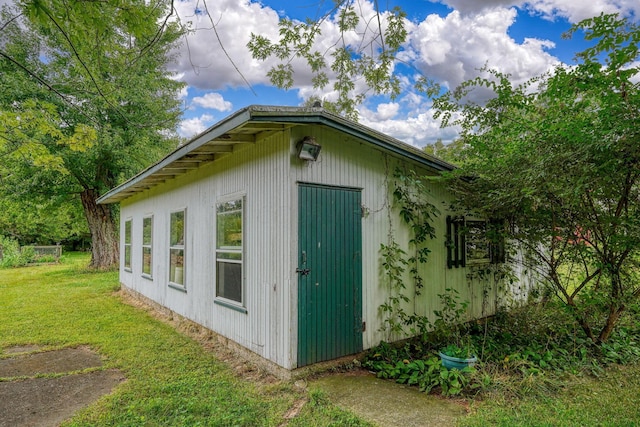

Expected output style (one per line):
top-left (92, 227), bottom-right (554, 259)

top-left (165, 0), bottom-right (639, 146)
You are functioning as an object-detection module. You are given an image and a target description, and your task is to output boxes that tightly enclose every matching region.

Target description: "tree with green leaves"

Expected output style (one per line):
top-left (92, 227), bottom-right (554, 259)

top-left (0, 0), bottom-right (184, 268)
top-left (434, 13), bottom-right (640, 343)
top-left (423, 139), bottom-right (468, 165)
top-left (0, 196), bottom-right (88, 247)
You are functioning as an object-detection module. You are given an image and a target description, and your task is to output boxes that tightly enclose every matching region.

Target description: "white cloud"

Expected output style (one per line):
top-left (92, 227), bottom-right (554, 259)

top-left (170, 0), bottom-right (405, 94)
top-left (177, 86), bottom-right (189, 100)
top-left (631, 62), bottom-right (640, 84)
top-left (431, 0), bottom-right (524, 13)
top-left (178, 114), bottom-right (214, 138)
top-left (360, 106), bottom-right (461, 147)
top-left (191, 92), bottom-right (232, 111)
top-left (523, 0), bottom-right (639, 23)
top-left (374, 103), bottom-right (400, 120)
top-left (405, 9), bottom-right (560, 94)
top-left (431, 0), bottom-right (640, 22)
top-left (171, 0), bottom-right (283, 90)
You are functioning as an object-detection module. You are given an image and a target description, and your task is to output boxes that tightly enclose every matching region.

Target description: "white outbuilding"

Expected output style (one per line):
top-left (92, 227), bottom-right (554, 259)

top-left (98, 105), bottom-right (535, 373)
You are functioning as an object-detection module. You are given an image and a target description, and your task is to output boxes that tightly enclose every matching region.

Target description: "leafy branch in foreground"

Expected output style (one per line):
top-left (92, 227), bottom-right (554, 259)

top-left (434, 13), bottom-right (640, 344)
top-left (248, 1), bottom-right (418, 120)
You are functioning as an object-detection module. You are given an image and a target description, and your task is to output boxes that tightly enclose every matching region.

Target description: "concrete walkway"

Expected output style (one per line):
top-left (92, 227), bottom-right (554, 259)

top-left (310, 370), bottom-right (468, 427)
top-left (0, 346), bottom-right (124, 427)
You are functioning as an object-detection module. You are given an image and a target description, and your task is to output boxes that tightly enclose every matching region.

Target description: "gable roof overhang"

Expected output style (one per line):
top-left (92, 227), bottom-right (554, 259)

top-left (97, 105), bottom-right (455, 204)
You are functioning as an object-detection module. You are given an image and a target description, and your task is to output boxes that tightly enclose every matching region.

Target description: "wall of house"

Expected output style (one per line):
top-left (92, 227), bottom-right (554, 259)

top-left (120, 130), bottom-right (296, 369)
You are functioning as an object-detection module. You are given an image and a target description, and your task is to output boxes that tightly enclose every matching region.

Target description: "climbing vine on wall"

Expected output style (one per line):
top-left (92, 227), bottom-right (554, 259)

top-left (379, 167), bottom-right (440, 339)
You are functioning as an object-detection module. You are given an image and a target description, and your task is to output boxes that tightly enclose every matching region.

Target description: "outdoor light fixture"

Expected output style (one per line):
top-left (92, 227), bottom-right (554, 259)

top-left (296, 136), bottom-right (322, 161)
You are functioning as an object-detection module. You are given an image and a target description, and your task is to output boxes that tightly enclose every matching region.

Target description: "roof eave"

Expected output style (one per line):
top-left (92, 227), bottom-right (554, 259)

top-left (248, 109), bottom-right (454, 173)
top-left (97, 108), bottom-right (253, 204)
top-left (97, 105), bottom-right (454, 204)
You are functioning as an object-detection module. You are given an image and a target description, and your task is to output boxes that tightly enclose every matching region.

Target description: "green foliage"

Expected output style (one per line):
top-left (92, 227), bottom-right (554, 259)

top-left (1, 2), bottom-right (184, 190)
top-left (441, 344), bottom-right (474, 359)
top-left (364, 347), bottom-right (487, 396)
top-left (379, 240), bottom-right (410, 335)
top-left (0, 196), bottom-right (88, 247)
top-left (0, 0), bottom-right (185, 267)
top-left (248, 2), bottom-right (416, 119)
top-left (431, 288), bottom-right (476, 358)
top-left (423, 139), bottom-right (469, 165)
top-left (461, 364), bottom-right (640, 426)
top-left (434, 13), bottom-right (640, 344)
top-left (366, 299), bottom-right (640, 400)
top-left (0, 237), bottom-right (36, 267)
top-left (0, 237), bottom-right (63, 267)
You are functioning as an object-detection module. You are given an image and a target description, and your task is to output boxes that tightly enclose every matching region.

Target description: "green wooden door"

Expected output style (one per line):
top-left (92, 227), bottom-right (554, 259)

top-left (297, 184), bottom-right (363, 367)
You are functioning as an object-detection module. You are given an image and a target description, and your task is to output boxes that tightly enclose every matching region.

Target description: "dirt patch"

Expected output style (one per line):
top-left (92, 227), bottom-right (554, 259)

top-left (0, 347), bottom-right (104, 378)
top-left (0, 347), bottom-right (125, 427)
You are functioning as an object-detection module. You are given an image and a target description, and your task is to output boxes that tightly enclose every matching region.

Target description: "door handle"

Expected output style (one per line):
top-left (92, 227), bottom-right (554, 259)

top-left (296, 267), bottom-right (311, 276)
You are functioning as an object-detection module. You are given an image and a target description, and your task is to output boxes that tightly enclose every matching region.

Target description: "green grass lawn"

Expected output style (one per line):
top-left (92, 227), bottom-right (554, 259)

top-left (461, 363), bottom-right (640, 427)
top-left (0, 253), bottom-right (369, 426)
top-left (2, 253), bottom-right (639, 426)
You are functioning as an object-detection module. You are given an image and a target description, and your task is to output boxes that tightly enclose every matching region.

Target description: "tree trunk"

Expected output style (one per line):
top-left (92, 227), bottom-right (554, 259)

top-left (597, 305), bottom-right (624, 343)
top-left (597, 271), bottom-right (626, 343)
top-left (80, 188), bottom-right (119, 269)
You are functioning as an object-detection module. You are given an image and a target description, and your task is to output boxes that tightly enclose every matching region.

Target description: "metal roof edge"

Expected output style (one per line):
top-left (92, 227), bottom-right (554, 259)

top-left (98, 105), bottom-right (455, 204)
top-left (97, 108), bottom-right (253, 204)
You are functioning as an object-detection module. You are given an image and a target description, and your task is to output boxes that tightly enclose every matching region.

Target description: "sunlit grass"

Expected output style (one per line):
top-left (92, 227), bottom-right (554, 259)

top-left (0, 253), bottom-right (369, 426)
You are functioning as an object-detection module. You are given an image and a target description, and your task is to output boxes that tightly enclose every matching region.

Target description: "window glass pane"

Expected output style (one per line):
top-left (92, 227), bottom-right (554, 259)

top-left (466, 221), bottom-right (490, 261)
top-left (216, 198), bottom-right (243, 304)
top-left (216, 251), bottom-right (242, 261)
top-left (124, 245), bottom-right (131, 268)
top-left (217, 199), bottom-right (242, 214)
top-left (124, 220), bottom-right (132, 244)
top-left (170, 248), bottom-right (184, 284)
top-left (216, 210), bottom-right (242, 249)
top-left (142, 247), bottom-right (152, 275)
top-left (170, 211), bottom-right (185, 246)
top-left (216, 261), bottom-right (242, 302)
top-left (143, 217), bottom-right (152, 245)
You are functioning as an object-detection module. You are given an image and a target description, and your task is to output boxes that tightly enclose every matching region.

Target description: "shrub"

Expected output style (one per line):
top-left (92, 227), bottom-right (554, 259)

top-left (0, 237), bottom-right (36, 268)
top-left (363, 301), bottom-right (640, 398)
top-left (364, 352), bottom-right (489, 396)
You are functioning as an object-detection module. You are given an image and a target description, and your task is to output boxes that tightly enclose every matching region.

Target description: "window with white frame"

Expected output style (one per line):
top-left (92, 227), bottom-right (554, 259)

top-left (169, 210), bottom-right (185, 287)
top-left (124, 219), bottom-right (132, 271)
top-left (216, 198), bottom-right (243, 304)
top-left (142, 215), bottom-right (153, 278)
